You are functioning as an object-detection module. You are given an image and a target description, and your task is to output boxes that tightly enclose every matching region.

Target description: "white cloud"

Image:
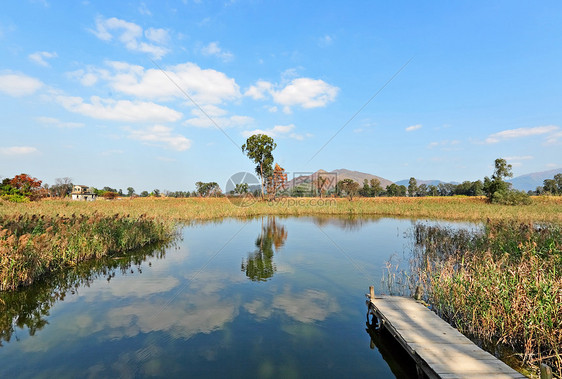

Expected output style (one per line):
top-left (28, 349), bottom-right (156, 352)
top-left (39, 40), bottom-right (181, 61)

top-left (273, 289), bottom-right (339, 323)
top-left (145, 27), bottom-right (169, 44)
top-left (244, 80), bottom-right (272, 100)
top-left (428, 140), bottom-right (460, 149)
top-left (90, 17), bottom-right (168, 59)
top-left (545, 131), bottom-right (562, 145)
top-left (36, 116), bottom-right (84, 128)
top-left (29, 51), bottom-right (58, 67)
top-left (138, 2), bottom-right (151, 15)
top-left (504, 155), bottom-right (533, 161)
top-left (0, 146), bottom-right (39, 155)
top-left (272, 78), bottom-right (339, 109)
top-left (242, 124), bottom-right (310, 140)
top-left (56, 95), bottom-right (182, 123)
top-left (128, 125), bottom-right (191, 151)
top-left (79, 61), bottom-right (241, 105)
top-left (405, 124), bottom-right (422, 132)
top-left (184, 109), bottom-right (253, 128)
top-left (67, 68), bottom-right (104, 86)
top-left (245, 77), bottom-right (339, 112)
top-left (0, 72), bottom-right (43, 97)
top-left (201, 41), bottom-right (234, 62)
top-left (485, 125), bottom-right (559, 144)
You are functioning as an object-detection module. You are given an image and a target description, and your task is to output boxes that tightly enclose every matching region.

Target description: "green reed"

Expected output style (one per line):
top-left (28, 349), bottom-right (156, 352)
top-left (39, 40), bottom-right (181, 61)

top-left (412, 221), bottom-right (562, 375)
top-left (0, 213), bottom-right (175, 290)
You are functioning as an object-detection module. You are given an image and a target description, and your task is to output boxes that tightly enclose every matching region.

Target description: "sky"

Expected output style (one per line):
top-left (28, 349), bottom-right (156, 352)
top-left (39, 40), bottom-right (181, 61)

top-left (1, 1), bottom-right (561, 192)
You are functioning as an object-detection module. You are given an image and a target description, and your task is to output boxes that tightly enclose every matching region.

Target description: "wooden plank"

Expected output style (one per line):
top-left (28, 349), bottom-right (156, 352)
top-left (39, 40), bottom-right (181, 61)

top-left (368, 295), bottom-right (527, 378)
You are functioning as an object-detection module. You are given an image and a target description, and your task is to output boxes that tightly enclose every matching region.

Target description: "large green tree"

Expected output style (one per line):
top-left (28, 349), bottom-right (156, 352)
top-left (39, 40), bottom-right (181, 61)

top-left (483, 158), bottom-right (512, 201)
top-left (242, 134), bottom-right (277, 199)
top-left (408, 177), bottom-right (418, 197)
top-left (338, 179), bottom-right (360, 200)
top-left (483, 158), bottom-right (530, 204)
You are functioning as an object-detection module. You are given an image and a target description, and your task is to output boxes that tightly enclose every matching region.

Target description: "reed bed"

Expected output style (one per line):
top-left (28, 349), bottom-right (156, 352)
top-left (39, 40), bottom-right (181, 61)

top-left (0, 240), bottom-right (168, 345)
top-left (1, 196), bottom-right (561, 223)
top-left (0, 213), bottom-right (174, 290)
top-left (413, 221), bottom-right (562, 375)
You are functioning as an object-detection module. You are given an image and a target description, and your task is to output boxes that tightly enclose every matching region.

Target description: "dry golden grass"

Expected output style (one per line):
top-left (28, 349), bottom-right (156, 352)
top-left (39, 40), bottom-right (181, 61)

top-left (1, 196), bottom-right (561, 223)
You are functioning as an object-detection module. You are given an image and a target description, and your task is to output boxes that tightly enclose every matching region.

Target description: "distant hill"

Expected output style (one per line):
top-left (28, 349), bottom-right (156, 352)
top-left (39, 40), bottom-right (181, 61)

top-left (509, 168), bottom-right (562, 192)
top-left (289, 169), bottom-right (393, 190)
top-left (395, 179), bottom-right (445, 187)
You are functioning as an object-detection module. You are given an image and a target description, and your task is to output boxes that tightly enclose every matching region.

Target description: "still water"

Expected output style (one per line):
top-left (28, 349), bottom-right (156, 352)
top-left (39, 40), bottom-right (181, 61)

top-left (0, 216), bottom-right (463, 378)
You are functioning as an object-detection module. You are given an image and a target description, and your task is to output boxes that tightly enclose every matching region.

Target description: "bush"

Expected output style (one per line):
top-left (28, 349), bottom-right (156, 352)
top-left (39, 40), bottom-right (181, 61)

top-left (0, 194), bottom-right (31, 203)
top-left (491, 189), bottom-right (532, 205)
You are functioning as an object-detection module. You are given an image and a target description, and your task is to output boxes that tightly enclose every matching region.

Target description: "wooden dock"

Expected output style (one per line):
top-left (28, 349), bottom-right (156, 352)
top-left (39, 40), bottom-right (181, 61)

top-left (366, 289), bottom-right (527, 378)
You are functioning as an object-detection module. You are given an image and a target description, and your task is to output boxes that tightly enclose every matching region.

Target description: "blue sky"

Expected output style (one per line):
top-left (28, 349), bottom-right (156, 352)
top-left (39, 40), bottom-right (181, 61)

top-left (1, 1), bottom-right (561, 192)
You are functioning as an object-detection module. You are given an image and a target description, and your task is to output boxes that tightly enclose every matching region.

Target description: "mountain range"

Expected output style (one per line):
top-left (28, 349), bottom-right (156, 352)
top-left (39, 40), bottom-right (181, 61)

top-left (508, 168), bottom-right (562, 192)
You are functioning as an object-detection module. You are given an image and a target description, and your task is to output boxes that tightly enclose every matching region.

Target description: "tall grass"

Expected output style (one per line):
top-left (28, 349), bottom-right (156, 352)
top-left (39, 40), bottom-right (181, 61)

top-left (0, 240), bottom-right (169, 345)
top-left (0, 213), bottom-right (174, 290)
top-left (412, 221), bottom-right (562, 375)
top-left (1, 196), bottom-right (562, 222)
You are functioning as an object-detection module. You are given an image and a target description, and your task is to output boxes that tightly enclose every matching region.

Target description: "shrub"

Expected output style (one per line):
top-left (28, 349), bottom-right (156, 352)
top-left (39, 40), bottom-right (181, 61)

top-left (491, 189), bottom-right (532, 205)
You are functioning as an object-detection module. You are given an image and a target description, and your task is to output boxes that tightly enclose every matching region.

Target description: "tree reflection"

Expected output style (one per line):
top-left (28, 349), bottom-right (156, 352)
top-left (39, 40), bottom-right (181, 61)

top-left (311, 215), bottom-right (372, 230)
top-left (0, 242), bottom-right (170, 346)
top-left (241, 217), bottom-right (287, 281)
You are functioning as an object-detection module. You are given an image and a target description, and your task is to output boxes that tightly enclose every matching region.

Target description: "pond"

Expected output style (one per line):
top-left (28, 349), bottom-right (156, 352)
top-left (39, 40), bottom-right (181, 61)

top-left (0, 216), bottom-right (470, 378)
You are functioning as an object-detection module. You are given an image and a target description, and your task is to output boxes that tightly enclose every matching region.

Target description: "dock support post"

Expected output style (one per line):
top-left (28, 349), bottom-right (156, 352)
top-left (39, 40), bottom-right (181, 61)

top-left (540, 363), bottom-right (553, 379)
top-left (369, 286), bottom-right (374, 301)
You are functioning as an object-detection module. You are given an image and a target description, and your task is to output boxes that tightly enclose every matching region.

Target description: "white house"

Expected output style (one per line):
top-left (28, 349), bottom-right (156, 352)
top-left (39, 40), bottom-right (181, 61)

top-left (71, 185), bottom-right (97, 201)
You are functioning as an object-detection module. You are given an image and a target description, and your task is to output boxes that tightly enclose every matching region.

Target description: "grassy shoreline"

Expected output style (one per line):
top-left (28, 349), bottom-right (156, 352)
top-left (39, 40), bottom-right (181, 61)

top-left (412, 220), bottom-right (562, 376)
top-left (0, 213), bottom-right (174, 290)
top-left (1, 196), bottom-right (561, 222)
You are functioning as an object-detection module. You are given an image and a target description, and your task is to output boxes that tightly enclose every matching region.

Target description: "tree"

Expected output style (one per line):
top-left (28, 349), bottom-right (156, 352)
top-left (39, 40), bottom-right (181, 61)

top-left (417, 184), bottom-right (428, 197)
top-left (359, 179), bottom-right (371, 197)
top-left (242, 134), bottom-right (277, 199)
top-left (408, 177), bottom-right (418, 197)
top-left (140, 190), bottom-right (149, 197)
top-left (234, 183), bottom-right (249, 195)
top-left (127, 187), bottom-right (135, 197)
top-left (338, 179), bottom-right (360, 200)
top-left (471, 180), bottom-right (484, 196)
top-left (102, 191), bottom-right (118, 200)
top-left (438, 183), bottom-right (454, 196)
top-left (483, 158), bottom-right (512, 201)
top-left (51, 177), bottom-right (73, 198)
top-left (265, 163), bottom-right (288, 200)
top-left (386, 183), bottom-right (399, 197)
top-left (195, 182), bottom-right (220, 197)
top-left (543, 179), bottom-right (557, 194)
top-left (427, 184), bottom-right (438, 196)
top-left (483, 158), bottom-right (530, 205)
top-left (2, 173), bottom-right (45, 201)
top-left (370, 178), bottom-right (383, 197)
top-left (316, 175), bottom-right (329, 198)
top-left (555, 173), bottom-right (562, 194)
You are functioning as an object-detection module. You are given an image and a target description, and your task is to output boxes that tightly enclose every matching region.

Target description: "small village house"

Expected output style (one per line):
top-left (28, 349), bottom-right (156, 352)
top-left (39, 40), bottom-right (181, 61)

top-left (71, 185), bottom-right (97, 201)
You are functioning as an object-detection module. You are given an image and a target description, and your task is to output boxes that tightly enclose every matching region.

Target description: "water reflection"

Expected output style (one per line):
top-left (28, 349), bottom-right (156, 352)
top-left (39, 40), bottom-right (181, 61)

top-left (0, 216), bottom-right (431, 377)
top-left (311, 215), bottom-right (370, 230)
top-left (241, 217), bottom-right (287, 281)
top-left (0, 242), bottom-right (168, 346)
top-left (365, 322), bottom-right (419, 378)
